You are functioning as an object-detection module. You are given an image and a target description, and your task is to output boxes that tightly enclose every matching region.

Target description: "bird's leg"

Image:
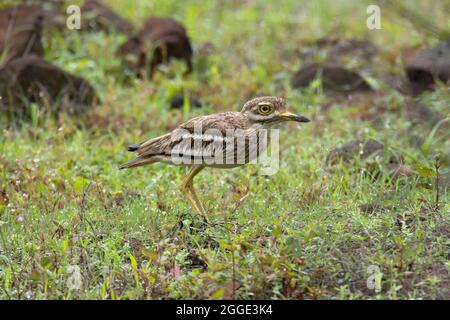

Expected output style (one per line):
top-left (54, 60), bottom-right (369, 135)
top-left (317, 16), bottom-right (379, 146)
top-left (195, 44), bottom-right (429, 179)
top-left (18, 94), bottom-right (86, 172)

top-left (187, 181), bottom-right (203, 211)
top-left (187, 179), bottom-right (208, 222)
top-left (182, 188), bottom-right (205, 220)
top-left (180, 165), bottom-right (209, 223)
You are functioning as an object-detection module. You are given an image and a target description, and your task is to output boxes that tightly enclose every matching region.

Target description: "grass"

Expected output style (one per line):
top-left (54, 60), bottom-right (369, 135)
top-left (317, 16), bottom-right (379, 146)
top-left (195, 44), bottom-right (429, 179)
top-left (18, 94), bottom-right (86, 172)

top-left (0, 0), bottom-right (449, 299)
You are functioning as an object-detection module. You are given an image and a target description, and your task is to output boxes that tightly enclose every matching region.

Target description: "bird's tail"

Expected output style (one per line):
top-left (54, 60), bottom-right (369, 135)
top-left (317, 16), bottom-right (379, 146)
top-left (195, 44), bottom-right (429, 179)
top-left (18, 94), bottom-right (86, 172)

top-left (118, 156), bottom-right (157, 170)
top-left (127, 143), bottom-right (142, 152)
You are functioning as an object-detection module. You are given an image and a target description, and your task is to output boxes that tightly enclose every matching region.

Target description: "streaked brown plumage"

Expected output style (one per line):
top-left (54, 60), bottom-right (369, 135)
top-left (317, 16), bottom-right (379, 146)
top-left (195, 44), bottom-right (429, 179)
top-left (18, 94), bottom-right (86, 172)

top-left (119, 96), bottom-right (310, 221)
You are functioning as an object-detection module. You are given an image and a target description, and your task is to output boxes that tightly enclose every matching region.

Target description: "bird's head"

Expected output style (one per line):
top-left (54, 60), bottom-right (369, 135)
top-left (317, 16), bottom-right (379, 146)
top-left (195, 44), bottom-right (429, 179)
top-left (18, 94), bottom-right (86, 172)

top-left (241, 96), bottom-right (310, 126)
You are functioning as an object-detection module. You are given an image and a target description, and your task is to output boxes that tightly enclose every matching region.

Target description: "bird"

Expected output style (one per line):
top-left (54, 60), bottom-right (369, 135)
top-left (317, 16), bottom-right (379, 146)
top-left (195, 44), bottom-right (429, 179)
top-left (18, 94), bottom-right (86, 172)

top-left (119, 96), bottom-right (310, 222)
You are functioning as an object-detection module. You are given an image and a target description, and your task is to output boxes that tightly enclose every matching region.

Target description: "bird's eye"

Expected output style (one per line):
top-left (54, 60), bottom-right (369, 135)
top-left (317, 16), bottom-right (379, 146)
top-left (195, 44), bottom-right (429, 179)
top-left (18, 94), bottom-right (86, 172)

top-left (258, 104), bottom-right (273, 115)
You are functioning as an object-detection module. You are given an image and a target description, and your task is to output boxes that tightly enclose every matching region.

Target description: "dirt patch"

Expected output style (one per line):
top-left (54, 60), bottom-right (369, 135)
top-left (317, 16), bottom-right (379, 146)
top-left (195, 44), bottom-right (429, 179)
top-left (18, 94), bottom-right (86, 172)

top-left (0, 4), bottom-right (44, 64)
top-left (386, 164), bottom-right (415, 181)
top-left (326, 139), bottom-right (405, 167)
top-left (0, 190), bottom-right (9, 206)
top-left (405, 101), bottom-right (445, 127)
top-left (316, 37), bottom-right (378, 61)
top-left (291, 63), bottom-right (373, 93)
top-left (117, 17), bottom-right (193, 78)
top-left (358, 203), bottom-right (390, 214)
top-left (0, 55), bottom-right (99, 119)
top-left (297, 37), bottom-right (378, 65)
top-left (426, 263), bottom-right (450, 299)
top-left (81, 0), bottom-right (134, 35)
top-left (406, 40), bottom-right (450, 95)
top-left (319, 91), bottom-right (390, 122)
top-left (326, 139), bottom-right (415, 181)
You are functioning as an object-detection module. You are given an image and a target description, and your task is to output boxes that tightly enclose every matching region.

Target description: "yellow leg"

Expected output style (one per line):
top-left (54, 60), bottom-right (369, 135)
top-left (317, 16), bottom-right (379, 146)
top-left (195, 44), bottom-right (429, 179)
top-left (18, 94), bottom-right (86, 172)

top-left (188, 182), bottom-right (205, 215)
top-left (180, 165), bottom-right (209, 222)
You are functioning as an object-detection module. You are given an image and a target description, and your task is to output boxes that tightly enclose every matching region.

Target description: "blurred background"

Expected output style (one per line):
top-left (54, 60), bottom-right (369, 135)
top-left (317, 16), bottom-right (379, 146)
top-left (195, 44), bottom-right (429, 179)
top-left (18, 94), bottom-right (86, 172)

top-left (0, 0), bottom-right (448, 300)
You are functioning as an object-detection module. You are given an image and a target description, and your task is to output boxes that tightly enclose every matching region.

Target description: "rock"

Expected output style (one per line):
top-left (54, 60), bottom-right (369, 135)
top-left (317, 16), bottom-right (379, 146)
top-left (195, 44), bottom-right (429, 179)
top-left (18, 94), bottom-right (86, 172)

top-left (316, 37), bottom-right (378, 61)
top-left (0, 4), bottom-right (44, 64)
top-left (117, 17), bottom-right (193, 78)
top-left (326, 139), bottom-right (402, 166)
top-left (291, 63), bottom-right (372, 93)
top-left (406, 40), bottom-right (450, 95)
top-left (81, 0), bottom-right (134, 35)
top-left (405, 101), bottom-right (444, 127)
top-left (0, 55), bottom-right (99, 119)
top-left (169, 94), bottom-right (202, 109)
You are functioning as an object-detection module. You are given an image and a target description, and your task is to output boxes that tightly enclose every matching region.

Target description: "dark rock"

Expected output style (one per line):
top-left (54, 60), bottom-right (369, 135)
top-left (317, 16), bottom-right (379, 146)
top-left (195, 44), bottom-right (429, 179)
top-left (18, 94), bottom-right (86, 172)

top-left (81, 0), bottom-right (134, 35)
top-left (0, 4), bottom-right (44, 64)
top-left (405, 101), bottom-right (444, 126)
top-left (406, 40), bottom-right (450, 95)
top-left (291, 63), bottom-right (372, 93)
top-left (11, 1), bottom-right (72, 32)
top-left (117, 17), bottom-right (193, 78)
top-left (169, 94), bottom-right (202, 109)
top-left (0, 55), bottom-right (99, 119)
top-left (326, 139), bottom-right (402, 166)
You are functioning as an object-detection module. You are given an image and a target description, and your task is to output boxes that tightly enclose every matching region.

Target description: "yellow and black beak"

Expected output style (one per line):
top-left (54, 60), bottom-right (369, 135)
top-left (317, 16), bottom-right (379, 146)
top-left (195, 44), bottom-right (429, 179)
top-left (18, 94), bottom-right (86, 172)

top-left (279, 112), bottom-right (310, 123)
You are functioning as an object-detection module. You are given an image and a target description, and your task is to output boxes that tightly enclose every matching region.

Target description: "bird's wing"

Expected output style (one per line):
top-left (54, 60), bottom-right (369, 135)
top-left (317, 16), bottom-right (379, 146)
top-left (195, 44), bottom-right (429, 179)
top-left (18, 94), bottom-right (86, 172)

top-left (166, 112), bottom-right (255, 162)
top-left (178, 112), bottom-right (248, 132)
top-left (133, 113), bottom-right (249, 159)
top-left (173, 112), bottom-right (250, 145)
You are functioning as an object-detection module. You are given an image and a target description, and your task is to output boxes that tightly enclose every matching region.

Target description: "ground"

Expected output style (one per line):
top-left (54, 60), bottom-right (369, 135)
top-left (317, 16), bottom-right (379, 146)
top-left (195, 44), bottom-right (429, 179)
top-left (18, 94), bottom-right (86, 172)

top-left (0, 0), bottom-right (449, 299)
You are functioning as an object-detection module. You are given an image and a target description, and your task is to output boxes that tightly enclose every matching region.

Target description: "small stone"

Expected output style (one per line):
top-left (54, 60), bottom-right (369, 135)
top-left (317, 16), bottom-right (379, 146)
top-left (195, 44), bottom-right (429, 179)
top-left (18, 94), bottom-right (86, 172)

top-left (169, 94), bottom-right (202, 109)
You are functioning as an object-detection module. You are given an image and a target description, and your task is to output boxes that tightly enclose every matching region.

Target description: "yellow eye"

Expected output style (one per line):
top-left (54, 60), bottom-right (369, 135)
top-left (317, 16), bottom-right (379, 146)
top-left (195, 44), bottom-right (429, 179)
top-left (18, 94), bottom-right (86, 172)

top-left (258, 104), bottom-right (273, 115)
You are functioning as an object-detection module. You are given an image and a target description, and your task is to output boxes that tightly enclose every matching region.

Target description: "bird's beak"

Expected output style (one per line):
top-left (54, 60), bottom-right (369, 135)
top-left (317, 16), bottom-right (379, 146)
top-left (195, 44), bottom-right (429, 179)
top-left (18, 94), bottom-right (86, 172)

top-left (279, 112), bottom-right (311, 123)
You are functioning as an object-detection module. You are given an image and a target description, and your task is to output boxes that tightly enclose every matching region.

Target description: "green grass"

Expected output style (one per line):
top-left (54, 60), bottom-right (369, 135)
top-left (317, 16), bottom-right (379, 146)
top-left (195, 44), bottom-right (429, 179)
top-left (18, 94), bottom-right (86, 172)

top-left (0, 0), bottom-right (449, 299)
